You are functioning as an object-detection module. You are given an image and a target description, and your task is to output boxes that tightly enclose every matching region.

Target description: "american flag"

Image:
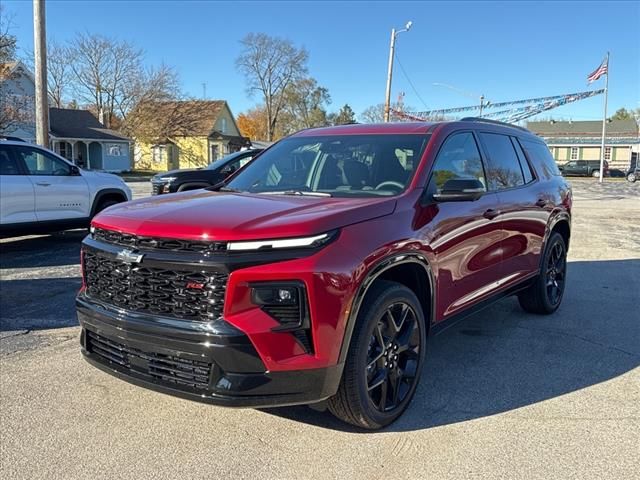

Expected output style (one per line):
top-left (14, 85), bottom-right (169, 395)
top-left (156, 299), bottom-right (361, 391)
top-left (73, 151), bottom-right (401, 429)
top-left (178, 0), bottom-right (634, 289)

top-left (587, 58), bottom-right (608, 83)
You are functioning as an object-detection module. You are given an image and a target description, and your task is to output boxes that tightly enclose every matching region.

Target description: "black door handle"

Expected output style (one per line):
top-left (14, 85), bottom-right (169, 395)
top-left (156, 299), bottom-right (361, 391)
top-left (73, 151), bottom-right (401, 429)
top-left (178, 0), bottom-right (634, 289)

top-left (535, 198), bottom-right (549, 208)
top-left (483, 208), bottom-right (500, 220)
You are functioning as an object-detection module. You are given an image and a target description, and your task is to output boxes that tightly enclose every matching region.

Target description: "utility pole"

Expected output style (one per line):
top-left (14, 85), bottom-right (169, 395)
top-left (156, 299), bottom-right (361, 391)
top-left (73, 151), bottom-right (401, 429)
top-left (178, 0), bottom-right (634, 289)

top-left (383, 21), bottom-right (412, 122)
top-left (479, 95), bottom-right (490, 117)
top-left (33, 0), bottom-right (49, 147)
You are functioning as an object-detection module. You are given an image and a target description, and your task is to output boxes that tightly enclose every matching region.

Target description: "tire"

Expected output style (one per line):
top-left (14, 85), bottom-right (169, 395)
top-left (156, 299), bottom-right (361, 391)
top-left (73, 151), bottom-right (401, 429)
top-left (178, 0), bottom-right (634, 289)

top-left (94, 199), bottom-right (119, 216)
top-left (518, 232), bottom-right (567, 315)
top-left (591, 170), bottom-right (600, 178)
top-left (628, 172), bottom-right (637, 183)
top-left (328, 280), bottom-right (427, 429)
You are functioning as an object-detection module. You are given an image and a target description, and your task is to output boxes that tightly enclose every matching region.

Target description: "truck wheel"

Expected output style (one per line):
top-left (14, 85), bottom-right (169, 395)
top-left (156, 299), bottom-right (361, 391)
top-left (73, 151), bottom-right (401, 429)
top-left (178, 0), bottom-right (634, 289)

top-left (328, 280), bottom-right (426, 429)
top-left (628, 172), bottom-right (637, 183)
top-left (518, 232), bottom-right (567, 314)
top-left (591, 170), bottom-right (600, 178)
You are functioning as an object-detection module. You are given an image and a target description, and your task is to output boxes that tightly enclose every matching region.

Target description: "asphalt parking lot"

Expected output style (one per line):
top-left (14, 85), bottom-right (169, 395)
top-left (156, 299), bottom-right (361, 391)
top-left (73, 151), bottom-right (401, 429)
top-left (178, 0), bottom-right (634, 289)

top-left (1, 179), bottom-right (638, 479)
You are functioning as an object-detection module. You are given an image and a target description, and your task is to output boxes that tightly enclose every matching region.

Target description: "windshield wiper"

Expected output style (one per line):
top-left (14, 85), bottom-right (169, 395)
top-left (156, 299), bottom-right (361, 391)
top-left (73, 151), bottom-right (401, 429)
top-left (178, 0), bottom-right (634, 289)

top-left (260, 190), bottom-right (332, 197)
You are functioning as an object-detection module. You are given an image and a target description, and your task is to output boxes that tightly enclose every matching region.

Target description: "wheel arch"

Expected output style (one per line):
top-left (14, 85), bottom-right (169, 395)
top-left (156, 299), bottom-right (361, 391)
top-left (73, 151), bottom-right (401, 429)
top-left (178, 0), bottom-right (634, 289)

top-left (90, 188), bottom-right (128, 217)
top-left (337, 253), bottom-right (435, 365)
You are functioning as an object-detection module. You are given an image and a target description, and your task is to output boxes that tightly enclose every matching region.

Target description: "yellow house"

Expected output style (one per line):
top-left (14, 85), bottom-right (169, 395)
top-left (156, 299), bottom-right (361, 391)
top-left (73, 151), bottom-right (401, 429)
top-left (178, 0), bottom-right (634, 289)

top-left (133, 100), bottom-right (250, 171)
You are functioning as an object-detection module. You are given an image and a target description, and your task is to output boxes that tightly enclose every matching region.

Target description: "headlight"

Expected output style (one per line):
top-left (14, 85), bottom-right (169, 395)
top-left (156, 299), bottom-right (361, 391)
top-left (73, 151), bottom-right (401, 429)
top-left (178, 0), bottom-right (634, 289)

top-left (226, 231), bottom-right (337, 251)
top-left (152, 176), bottom-right (177, 184)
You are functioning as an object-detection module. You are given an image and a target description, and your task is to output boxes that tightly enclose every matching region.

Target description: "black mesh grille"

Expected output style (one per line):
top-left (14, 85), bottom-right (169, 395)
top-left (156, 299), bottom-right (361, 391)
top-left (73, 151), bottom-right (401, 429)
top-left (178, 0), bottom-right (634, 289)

top-left (87, 331), bottom-right (212, 390)
top-left (92, 227), bottom-right (227, 253)
top-left (83, 250), bottom-right (227, 321)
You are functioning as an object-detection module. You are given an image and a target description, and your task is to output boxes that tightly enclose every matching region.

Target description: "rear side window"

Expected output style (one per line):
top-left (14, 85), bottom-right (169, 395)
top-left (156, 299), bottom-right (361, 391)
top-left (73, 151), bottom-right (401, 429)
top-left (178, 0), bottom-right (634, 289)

top-left (478, 132), bottom-right (525, 190)
top-left (520, 139), bottom-right (561, 179)
top-left (0, 146), bottom-right (22, 175)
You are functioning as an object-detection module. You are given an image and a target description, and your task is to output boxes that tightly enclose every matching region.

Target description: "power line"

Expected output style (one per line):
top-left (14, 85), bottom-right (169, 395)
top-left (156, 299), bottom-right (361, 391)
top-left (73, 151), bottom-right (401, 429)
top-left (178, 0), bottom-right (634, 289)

top-left (393, 50), bottom-right (430, 111)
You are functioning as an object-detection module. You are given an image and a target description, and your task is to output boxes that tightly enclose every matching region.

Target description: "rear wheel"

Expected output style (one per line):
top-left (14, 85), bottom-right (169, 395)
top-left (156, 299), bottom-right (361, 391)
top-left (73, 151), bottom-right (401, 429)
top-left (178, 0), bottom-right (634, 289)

top-left (591, 170), bottom-right (600, 178)
top-left (328, 281), bottom-right (426, 429)
top-left (518, 232), bottom-right (567, 314)
top-left (628, 172), bottom-right (637, 183)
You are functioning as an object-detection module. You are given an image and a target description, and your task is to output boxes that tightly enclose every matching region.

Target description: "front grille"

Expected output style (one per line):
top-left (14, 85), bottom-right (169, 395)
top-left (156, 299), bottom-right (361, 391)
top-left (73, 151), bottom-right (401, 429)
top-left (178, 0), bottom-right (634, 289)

top-left (83, 250), bottom-right (227, 321)
top-left (87, 331), bottom-right (212, 390)
top-left (92, 227), bottom-right (227, 253)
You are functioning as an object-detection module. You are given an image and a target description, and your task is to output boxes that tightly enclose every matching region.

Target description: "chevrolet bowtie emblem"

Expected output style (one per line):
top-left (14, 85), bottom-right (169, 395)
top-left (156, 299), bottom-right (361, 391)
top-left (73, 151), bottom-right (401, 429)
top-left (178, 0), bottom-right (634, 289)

top-left (116, 249), bottom-right (144, 264)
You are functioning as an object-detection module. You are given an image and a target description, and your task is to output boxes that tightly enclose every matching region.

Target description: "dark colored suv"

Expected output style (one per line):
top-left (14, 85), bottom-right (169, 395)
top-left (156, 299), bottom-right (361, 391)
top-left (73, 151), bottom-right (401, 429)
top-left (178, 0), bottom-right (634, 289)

top-left (78, 119), bottom-right (571, 429)
top-left (559, 159), bottom-right (609, 177)
top-left (150, 149), bottom-right (262, 195)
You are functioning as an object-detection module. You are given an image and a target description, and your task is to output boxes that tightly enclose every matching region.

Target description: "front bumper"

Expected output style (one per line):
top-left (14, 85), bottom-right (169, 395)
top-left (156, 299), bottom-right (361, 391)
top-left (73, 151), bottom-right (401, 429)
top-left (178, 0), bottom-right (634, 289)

top-left (77, 294), bottom-right (341, 407)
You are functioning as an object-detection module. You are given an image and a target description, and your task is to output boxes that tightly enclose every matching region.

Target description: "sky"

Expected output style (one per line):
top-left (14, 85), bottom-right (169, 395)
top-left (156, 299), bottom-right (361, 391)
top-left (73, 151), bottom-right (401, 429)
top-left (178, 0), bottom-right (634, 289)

top-left (4, 0), bottom-right (640, 122)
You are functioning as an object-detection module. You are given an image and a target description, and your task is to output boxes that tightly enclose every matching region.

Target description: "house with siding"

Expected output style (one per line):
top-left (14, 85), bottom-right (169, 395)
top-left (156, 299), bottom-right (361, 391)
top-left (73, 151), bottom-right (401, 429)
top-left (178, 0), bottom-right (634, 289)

top-left (527, 119), bottom-right (639, 171)
top-left (1, 62), bottom-right (132, 171)
top-left (133, 100), bottom-right (250, 171)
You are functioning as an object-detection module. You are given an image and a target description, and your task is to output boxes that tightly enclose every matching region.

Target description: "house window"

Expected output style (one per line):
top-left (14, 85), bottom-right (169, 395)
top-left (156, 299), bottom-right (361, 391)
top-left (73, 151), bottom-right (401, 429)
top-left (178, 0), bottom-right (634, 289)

top-left (106, 144), bottom-right (122, 156)
top-left (220, 118), bottom-right (227, 134)
top-left (152, 145), bottom-right (166, 163)
top-left (604, 147), bottom-right (611, 160)
top-left (210, 145), bottom-right (219, 161)
top-left (570, 147), bottom-right (578, 160)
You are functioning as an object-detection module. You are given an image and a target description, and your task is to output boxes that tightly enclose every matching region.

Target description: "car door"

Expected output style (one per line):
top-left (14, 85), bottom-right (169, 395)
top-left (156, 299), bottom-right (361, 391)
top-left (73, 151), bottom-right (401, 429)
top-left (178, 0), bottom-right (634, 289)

top-left (0, 144), bottom-right (37, 225)
top-left (576, 160), bottom-right (588, 176)
top-left (12, 145), bottom-right (90, 221)
top-left (421, 131), bottom-right (505, 321)
top-left (477, 132), bottom-right (546, 283)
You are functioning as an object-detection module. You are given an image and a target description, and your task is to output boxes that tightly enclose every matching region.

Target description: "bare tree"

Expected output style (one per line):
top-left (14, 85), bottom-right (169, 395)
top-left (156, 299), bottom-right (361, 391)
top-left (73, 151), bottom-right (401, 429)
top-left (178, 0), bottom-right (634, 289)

top-left (236, 33), bottom-right (308, 141)
top-left (47, 41), bottom-right (71, 107)
top-left (0, 64), bottom-right (34, 134)
top-left (68, 32), bottom-right (143, 128)
top-left (0, 4), bottom-right (17, 64)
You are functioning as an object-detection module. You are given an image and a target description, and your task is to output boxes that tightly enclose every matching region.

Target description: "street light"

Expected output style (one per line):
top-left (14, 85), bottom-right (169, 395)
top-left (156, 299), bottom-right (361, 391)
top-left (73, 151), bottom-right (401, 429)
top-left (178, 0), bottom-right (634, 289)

top-left (383, 21), bottom-right (413, 122)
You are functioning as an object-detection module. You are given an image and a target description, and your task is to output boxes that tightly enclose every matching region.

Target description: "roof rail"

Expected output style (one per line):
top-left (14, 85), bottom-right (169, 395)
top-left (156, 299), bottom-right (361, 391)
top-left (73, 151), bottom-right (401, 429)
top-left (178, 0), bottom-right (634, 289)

top-left (459, 117), bottom-right (530, 133)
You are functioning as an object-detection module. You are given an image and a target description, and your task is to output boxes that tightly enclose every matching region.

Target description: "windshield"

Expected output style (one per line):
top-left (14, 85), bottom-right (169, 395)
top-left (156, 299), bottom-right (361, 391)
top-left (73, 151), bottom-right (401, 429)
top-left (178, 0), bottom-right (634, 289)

top-left (225, 134), bottom-right (430, 197)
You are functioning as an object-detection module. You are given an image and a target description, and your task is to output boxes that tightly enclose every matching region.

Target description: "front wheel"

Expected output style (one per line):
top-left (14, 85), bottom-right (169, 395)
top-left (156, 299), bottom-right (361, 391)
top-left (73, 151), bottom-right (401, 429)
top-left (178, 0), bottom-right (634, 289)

top-left (328, 281), bottom-right (426, 429)
top-left (518, 232), bottom-right (567, 314)
top-left (628, 172), bottom-right (637, 183)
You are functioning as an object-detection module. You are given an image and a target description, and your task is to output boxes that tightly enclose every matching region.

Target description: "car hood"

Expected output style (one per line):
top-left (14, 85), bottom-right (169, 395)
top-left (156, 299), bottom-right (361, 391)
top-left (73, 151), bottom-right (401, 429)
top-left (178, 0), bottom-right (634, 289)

top-left (93, 190), bottom-right (397, 241)
top-left (154, 168), bottom-right (203, 178)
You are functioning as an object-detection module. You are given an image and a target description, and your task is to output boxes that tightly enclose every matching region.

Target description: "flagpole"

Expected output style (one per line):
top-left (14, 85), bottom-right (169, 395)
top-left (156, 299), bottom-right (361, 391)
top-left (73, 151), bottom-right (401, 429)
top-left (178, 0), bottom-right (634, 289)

top-left (598, 52), bottom-right (609, 183)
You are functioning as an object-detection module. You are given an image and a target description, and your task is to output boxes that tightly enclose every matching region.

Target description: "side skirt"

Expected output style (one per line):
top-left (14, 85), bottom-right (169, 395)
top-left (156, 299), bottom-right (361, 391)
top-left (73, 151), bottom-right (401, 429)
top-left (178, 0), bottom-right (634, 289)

top-left (430, 275), bottom-right (536, 337)
top-left (0, 218), bottom-right (89, 238)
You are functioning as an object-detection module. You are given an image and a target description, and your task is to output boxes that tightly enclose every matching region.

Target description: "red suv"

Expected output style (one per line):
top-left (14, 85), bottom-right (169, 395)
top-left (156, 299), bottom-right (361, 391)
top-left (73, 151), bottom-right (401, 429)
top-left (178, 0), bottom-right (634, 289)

top-left (78, 119), bottom-right (571, 429)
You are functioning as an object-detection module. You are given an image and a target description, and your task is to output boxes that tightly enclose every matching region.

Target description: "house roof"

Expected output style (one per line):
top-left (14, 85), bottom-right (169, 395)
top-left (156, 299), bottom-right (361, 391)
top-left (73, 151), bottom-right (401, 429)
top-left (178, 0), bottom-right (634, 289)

top-left (149, 100), bottom-right (228, 136)
top-left (49, 108), bottom-right (130, 141)
top-left (527, 119), bottom-right (639, 137)
top-left (0, 61), bottom-right (35, 83)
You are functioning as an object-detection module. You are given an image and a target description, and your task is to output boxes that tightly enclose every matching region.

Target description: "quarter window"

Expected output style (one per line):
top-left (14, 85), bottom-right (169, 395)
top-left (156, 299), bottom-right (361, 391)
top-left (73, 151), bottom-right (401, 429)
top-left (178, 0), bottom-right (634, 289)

top-left (12, 146), bottom-right (71, 176)
top-left (430, 132), bottom-right (486, 192)
top-left (0, 147), bottom-right (22, 175)
top-left (478, 132), bottom-right (525, 190)
top-left (520, 139), bottom-right (562, 179)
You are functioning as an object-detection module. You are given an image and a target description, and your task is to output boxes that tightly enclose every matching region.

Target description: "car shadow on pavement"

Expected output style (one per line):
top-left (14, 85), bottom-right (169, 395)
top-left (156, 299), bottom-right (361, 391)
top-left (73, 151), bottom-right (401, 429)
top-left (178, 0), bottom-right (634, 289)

top-left (0, 230), bottom-right (86, 269)
top-left (263, 259), bottom-right (640, 432)
top-left (0, 276), bottom-right (81, 331)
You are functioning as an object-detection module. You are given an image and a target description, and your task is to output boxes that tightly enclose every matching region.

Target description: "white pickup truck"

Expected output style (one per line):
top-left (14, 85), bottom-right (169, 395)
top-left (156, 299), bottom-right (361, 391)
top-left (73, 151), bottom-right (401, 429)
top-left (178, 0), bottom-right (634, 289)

top-left (0, 139), bottom-right (132, 237)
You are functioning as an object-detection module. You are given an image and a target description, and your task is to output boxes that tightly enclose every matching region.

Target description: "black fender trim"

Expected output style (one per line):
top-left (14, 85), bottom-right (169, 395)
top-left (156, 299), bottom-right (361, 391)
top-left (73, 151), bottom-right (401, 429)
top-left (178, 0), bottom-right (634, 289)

top-left (90, 188), bottom-right (129, 217)
top-left (540, 211), bottom-right (571, 267)
top-left (337, 253), bottom-right (435, 365)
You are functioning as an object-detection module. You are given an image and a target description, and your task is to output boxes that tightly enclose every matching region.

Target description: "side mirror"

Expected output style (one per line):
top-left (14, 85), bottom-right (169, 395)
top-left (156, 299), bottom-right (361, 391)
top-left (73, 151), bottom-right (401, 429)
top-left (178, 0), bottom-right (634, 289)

top-left (70, 165), bottom-right (81, 176)
top-left (432, 179), bottom-right (485, 202)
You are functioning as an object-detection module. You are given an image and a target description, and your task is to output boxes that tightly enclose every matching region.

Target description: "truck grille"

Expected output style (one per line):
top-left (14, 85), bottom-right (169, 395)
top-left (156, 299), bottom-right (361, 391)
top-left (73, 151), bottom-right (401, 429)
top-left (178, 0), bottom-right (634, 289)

top-left (83, 250), bottom-right (227, 321)
top-left (92, 227), bottom-right (227, 253)
top-left (87, 331), bottom-right (212, 390)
